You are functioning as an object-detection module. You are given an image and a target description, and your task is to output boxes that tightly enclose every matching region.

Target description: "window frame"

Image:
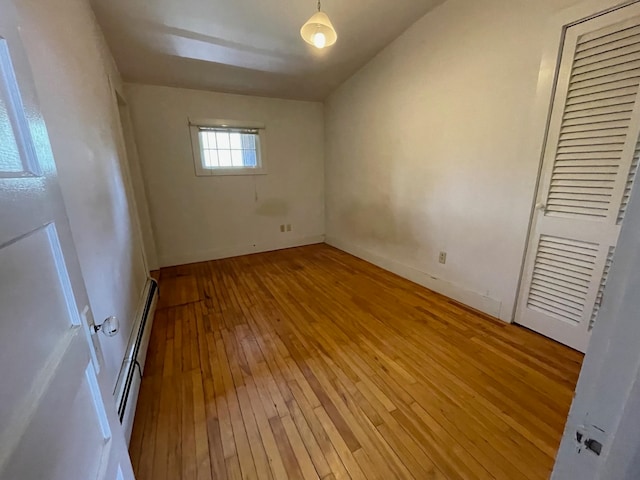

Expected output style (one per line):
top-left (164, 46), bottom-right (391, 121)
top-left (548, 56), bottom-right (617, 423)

top-left (189, 118), bottom-right (267, 176)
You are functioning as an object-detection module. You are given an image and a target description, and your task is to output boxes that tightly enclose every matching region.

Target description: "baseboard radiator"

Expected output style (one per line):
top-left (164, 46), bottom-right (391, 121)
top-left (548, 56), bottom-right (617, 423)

top-left (114, 277), bottom-right (159, 444)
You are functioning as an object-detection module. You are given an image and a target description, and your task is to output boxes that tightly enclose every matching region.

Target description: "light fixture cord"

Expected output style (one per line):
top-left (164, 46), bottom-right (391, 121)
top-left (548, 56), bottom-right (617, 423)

top-left (317, 0), bottom-right (321, 11)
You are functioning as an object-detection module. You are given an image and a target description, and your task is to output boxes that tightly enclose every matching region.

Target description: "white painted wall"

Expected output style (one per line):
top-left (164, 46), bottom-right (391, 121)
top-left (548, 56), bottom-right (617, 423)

top-left (16, 0), bottom-right (148, 387)
top-left (125, 84), bottom-right (325, 267)
top-left (324, 0), bottom-right (588, 321)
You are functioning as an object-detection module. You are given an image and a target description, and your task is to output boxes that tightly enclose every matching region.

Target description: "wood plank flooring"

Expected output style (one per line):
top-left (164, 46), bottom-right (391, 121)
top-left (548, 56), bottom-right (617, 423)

top-left (129, 244), bottom-right (583, 480)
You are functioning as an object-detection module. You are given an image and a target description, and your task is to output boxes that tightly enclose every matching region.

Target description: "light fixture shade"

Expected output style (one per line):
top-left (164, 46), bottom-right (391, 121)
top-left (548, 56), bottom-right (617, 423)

top-left (300, 11), bottom-right (337, 47)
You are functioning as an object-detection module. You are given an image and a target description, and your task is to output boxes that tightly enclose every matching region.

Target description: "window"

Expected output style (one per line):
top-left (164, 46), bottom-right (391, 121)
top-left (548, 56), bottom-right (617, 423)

top-left (189, 119), bottom-right (266, 176)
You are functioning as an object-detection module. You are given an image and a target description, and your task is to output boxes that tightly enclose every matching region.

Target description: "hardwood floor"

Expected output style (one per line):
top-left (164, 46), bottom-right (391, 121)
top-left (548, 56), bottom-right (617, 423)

top-left (129, 244), bottom-right (583, 480)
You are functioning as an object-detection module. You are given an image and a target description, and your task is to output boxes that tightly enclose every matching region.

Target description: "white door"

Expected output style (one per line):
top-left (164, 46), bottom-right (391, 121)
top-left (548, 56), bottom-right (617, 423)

top-left (516, 4), bottom-right (640, 353)
top-left (0, 0), bottom-right (134, 479)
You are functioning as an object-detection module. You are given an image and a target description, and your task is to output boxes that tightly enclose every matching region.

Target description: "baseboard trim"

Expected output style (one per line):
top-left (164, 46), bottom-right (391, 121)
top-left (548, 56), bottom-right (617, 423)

top-left (326, 236), bottom-right (505, 322)
top-left (114, 278), bottom-right (159, 444)
top-left (159, 234), bottom-right (326, 267)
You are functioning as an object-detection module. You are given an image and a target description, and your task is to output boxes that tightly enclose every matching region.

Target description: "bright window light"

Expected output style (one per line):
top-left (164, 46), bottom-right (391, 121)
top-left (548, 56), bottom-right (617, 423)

top-left (189, 121), bottom-right (265, 176)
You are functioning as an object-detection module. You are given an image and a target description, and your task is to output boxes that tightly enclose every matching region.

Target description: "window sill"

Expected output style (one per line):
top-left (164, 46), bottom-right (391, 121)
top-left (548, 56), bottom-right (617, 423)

top-left (196, 168), bottom-right (267, 177)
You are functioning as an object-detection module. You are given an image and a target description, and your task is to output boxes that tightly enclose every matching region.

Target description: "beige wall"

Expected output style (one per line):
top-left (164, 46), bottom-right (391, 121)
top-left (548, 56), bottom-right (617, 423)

top-left (17, 0), bottom-right (148, 387)
top-left (324, 0), bottom-right (587, 321)
top-left (125, 84), bottom-right (325, 267)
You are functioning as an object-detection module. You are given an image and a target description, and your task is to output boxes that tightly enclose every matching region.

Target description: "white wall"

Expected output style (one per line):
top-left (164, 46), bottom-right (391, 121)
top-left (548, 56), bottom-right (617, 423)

top-left (16, 0), bottom-right (148, 387)
top-left (125, 84), bottom-right (325, 267)
top-left (324, 0), bottom-right (587, 321)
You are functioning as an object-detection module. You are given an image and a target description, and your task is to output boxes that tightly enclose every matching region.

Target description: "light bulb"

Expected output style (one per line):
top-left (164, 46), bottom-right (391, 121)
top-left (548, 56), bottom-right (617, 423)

top-left (312, 31), bottom-right (326, 49)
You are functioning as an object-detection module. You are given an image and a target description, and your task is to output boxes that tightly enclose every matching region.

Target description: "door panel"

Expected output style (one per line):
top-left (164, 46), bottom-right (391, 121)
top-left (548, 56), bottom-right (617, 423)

top-left (517, 4), bottom-right (640, 352)
top-left (0, 0), bottom-right (133, 478)
top-left (0, 225), bottom-right (80, 434)
top-left (3, 347), bottom-right (110, 480)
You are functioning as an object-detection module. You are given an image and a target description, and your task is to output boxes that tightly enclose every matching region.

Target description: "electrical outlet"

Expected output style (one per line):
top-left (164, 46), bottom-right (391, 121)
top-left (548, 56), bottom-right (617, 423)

top-left (439, 251), bottom-right (447, 264)
top-left (286, 224), bottom-right (292, 232)
top-left (280, 224), bottom-right (285, 232)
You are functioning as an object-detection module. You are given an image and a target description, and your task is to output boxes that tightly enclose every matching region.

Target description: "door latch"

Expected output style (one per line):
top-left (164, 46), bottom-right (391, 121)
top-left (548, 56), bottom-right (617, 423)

top-left (576, 429), bottom-right (604, 456)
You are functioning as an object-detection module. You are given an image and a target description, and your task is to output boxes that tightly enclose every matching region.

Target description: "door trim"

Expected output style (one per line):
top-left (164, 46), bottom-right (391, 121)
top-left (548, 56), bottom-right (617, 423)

top-left (108, 83), bottom-right (150, 274)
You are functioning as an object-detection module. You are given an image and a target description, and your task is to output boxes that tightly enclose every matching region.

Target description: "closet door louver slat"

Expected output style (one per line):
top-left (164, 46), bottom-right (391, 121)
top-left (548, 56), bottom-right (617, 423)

top-left (617, 141), bottom-right (640, 223)
top-left (546, 24), bottom-right (640, 220)
top-left (589, 246), bottom-right (616, 331)
top-left (526, 236), bottom-right (597, 325)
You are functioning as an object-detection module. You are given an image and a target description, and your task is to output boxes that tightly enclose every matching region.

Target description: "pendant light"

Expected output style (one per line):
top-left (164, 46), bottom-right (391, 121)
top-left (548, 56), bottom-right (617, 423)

top-left (300, 0), bottom-right (337, 49)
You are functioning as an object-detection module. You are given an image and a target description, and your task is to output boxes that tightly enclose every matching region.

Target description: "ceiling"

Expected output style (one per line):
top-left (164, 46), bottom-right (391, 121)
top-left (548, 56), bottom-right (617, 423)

top-left (91, 0), bottom-right (445, 101)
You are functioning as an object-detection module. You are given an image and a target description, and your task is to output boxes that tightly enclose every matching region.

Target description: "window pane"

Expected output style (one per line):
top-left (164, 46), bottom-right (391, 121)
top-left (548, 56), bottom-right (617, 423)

top-left (203, 149), bottom-right (218, 167)
top-left (241, 134), bottom-right (256, 149)
top-left (218, 149), bottom-right (232, 166)
top-left (242, 150), bottom-right (257, 167)
top-left (229, 132), bottom-right (242, 149)
top-left (231, 150), bottom-right (243, 167)
top-left (206, 131), bottom-right (216, 149)
top-left (202, 149), bottom-right (211, 167)
top-left (199, 131), bottom-right (209, 150)
top-left (195, 127), bottom-right (261, 173)
top-left (216, 131), bottom-right (230, 149)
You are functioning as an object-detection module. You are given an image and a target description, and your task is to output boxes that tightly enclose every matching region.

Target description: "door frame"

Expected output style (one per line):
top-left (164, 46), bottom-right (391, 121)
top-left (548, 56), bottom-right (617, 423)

top-left (107, 78), bottom-right (156, 273)
top-left (512, 0), bottom-right (640, 327)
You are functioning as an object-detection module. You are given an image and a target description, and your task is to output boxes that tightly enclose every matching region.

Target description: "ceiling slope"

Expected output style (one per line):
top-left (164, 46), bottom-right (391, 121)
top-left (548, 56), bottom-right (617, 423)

top-left (91, 0), bottom-right (444, 101)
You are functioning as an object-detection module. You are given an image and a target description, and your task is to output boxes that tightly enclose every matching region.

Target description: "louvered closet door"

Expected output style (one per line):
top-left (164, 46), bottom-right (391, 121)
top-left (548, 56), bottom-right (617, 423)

top-left (516, 4), bottom-right (640, 353)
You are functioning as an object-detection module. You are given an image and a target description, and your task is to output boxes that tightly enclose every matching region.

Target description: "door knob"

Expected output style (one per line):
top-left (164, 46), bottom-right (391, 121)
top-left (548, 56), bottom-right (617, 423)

top-left (94, 316), bottom-right (119, 337)
top-left (535, 202), bottom-right (547, 213)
